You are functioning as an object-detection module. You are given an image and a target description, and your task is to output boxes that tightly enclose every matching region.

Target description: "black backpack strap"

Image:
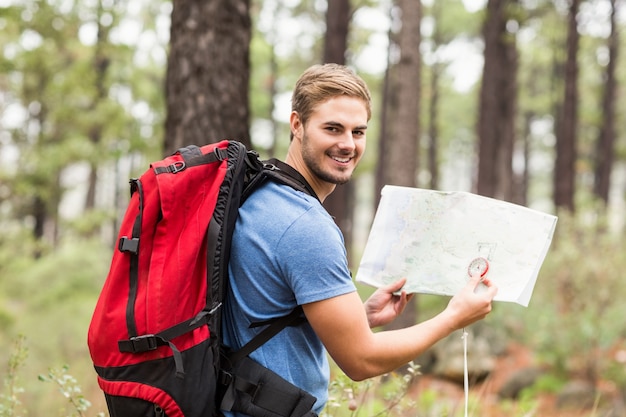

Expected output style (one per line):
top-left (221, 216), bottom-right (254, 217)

top-left (219, 306), bottom-right (317, 417)
top-left (153, 145), bottom-right (229, 175)
top-left (227, 306), bottom-right (305, 365)
top-left (263, 158), bottom-right (319, 202)
top-left (118, 310), bottom-right (212, 378)
top-left (217, 154), bottom-right (319, 417)
top-left (117, 178), bottom-right (144, 339)
top-left (228, 158), bottom-right (316, 364)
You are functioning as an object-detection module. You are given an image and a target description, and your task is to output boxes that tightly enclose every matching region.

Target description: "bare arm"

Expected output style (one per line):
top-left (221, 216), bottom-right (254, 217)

top-left (302, 274), bottom-right (497, 381)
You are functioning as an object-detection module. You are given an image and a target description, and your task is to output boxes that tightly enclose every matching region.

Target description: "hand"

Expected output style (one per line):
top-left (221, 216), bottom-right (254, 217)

top-left (444, 273), bottom-right (498, 330)
top-left (364, 278), bottom-right (414, 328)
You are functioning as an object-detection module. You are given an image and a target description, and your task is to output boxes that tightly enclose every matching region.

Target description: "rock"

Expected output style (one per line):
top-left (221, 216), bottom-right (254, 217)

top-left (432, 328), bottom-right (496, 384)
top-left (556, 380), bottom-right (598, 410)
top-left (498, 367), bottom-right (543, 399)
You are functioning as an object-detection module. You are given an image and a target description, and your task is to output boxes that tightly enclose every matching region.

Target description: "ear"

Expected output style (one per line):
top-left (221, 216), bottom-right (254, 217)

top-left (290, 111), bottom-right (303, 141)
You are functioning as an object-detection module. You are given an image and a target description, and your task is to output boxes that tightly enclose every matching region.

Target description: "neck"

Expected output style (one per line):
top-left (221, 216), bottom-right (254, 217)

top-left (285, 148), bottom-right (335, 203)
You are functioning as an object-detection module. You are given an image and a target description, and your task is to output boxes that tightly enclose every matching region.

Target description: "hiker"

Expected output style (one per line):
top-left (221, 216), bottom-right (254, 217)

top-left (222, 63), bottom-right (498, 415)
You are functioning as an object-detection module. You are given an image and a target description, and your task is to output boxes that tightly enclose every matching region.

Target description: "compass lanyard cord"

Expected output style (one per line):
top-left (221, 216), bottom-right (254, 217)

top-left (462, 328), bottom-right (469, 417)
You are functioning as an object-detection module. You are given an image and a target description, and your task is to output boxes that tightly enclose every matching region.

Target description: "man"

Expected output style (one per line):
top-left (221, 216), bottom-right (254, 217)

top-left (222, 63), bottom-right (497, 415)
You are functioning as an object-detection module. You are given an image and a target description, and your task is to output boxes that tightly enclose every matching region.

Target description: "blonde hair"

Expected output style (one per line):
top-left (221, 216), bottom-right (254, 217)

top-left (290, 64), bottom-right (372, 140)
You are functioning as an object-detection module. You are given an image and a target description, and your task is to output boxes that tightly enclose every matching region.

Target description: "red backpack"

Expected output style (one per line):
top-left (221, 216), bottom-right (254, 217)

top-left (88, 140), bottom-right (317, 417)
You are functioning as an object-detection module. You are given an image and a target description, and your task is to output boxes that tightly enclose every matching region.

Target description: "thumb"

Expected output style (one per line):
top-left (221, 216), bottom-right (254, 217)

top-left (467, 272), bottom-right (484, 290)
top-left (382, 277), bottom-right (407, 293)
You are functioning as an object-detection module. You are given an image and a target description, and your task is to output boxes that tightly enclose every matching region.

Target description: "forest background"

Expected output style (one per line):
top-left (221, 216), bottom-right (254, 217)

top-left (1, 0), bottom-right (626, 415)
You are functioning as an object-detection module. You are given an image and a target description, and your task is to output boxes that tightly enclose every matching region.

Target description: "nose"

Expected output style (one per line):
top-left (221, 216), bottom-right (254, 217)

top-left (337, 132), bottom-right (356, 152)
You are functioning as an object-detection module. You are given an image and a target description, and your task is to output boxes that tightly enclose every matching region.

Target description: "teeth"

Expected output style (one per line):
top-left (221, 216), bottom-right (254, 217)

top-left (332, 156), bottom-right (351, 163)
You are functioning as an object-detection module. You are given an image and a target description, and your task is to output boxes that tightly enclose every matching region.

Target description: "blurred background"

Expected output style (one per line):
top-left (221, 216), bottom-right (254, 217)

top-left (1, 0), bottom-right (625, 415)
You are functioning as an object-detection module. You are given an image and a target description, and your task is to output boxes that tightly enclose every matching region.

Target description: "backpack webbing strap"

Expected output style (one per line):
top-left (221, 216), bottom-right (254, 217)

top-left (118, 178), bottom-right (144, 338)
top-left (153, 145), bottom-right (228, 175)
top-left (226, 157), bottom-right (315, 365)
top-left (263, 158), bottom-right (320, 203)
top-left (117, 309), bottom-right (213, 378)
top-left (227, 306), bottom-right (305, 365)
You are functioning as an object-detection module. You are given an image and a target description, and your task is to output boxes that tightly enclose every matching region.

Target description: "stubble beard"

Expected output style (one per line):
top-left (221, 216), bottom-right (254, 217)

top-left (301, 134), bottom-right (353, 186)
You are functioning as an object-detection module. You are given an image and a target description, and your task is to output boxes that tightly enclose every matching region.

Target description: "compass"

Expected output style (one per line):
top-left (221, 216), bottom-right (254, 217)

top-left (468, 257), bottom-right (489, 278)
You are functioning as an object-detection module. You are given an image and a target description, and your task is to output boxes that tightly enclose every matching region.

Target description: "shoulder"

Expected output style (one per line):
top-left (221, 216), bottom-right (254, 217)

top-left (243, 181), bottom-right (344, 251)
top-left (246, 181), bottom-right (332, 226)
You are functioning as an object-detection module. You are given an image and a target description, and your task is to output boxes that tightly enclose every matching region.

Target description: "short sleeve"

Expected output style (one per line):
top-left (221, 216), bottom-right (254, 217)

top-left (274, 205), bottom-right (356, 305)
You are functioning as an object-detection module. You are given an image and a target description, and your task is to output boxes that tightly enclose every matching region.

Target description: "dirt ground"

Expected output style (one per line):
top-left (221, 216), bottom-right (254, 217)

top-left (410, 343), bottom-right (625, 417)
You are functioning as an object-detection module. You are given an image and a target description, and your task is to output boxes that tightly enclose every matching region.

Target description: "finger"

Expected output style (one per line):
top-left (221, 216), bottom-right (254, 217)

top-left (395, 292), bottom-right (409, 310)
top-left (474, 276), bottom-right (498, 300)
top-left (383, 277), bottom-right (407, 293)
top-left (467, 272), bottom-right (484, 289)
top-left (485, 282), bottom-right (498, 298)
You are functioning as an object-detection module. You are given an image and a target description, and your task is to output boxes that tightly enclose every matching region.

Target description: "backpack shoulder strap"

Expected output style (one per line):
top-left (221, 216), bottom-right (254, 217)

top-left (263, 158), bottom-right (319, 202)
top-left (226, 306), bottom-right (304, 364)
top-left (226, 158), bottom-right (317, 364)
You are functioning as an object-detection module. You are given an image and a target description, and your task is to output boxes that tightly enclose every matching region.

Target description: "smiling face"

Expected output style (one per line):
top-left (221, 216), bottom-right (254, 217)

top-left (287, 95), bottom-right (368, 202)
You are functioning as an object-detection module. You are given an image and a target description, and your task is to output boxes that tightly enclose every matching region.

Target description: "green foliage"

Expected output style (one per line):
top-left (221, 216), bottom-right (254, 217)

top-left (1, 0), bottom-right (165, 248)
top-left (425, 0), bottom-right (482, 42)
top-left (0, 335), bottom-right (27, 417)
top-left (323, 361), bottom-right (420, 417)
top-left (38, 365), bottom-right (104, 417)
top-left (521, 373), bottom-right (566, 397)
top-left (0, 336), bottom-right (103, 417)
top-left (491, 210), bottom-right (626, 386)
top-left (0, 235), bottom-right (109, 416)
top-left (533, 213), bottom-right (626, 377)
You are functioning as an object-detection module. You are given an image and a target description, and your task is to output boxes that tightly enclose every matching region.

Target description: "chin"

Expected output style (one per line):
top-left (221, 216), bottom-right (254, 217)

top-left (333, 174), bottom-right (353, 185)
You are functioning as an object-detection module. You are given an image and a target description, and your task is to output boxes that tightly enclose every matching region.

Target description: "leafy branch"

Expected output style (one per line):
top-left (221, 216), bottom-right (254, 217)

top-left (0, 335), bottom-right (28, 417)
top-left (38, 365), bottom-right (103, 417)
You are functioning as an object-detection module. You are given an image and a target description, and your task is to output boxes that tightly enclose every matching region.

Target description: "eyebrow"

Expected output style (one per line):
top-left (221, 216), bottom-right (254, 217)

top-left (325, 121), bottom-right (368, 130)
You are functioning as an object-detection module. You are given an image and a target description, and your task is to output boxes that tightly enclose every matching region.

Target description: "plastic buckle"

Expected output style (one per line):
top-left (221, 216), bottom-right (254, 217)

top-left (263, 162), bottom-right (279, 171)
top-left (129, 334), bottom-right (158, 352)
top-left (218, 369), bottom-right (233, 386)
top-left (168, 161), bottom-right (186, 174)
top-left (118, 236), bottom-right (139, 254)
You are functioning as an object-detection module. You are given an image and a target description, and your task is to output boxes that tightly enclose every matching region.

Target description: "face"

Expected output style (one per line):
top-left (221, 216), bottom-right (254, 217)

top-left (290, 96), bottom-right (368, 192)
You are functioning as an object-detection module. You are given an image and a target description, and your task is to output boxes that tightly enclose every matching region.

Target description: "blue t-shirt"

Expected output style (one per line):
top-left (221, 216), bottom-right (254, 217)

top-left (222, 180), bottom-right (356, 415)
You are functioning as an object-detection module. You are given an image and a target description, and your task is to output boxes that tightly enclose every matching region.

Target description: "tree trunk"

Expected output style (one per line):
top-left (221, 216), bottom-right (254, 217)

top-left (322, 0), bottom-right (355, 265)
top-left (427, 64), bottom-right (440, 190)
top-left (164, 0), bottom-right (251, 155)
top-left (427, 0), bottom-right (443, 191)
top-left (593, 0), bottom-right (618, 205)
top-left (553, 0), bottom-right (580, 212)
top-left (384, 0), bottom-right (421, 188)
top-left (515, 110), bottom-right (533, 207)
top-left (476, 0), bottom-right (519, 201)
top-left (375, 24), bottom-right (394, 207)
top-left (378, 0), bottom-right (421, 335)
top-left (85, 0), bottom-right (113, 211)
top-left (323, 0), bottom-right (350, 64)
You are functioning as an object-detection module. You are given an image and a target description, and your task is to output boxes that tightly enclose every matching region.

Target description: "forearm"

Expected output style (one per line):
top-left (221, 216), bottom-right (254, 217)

top-left (337, 310), bottom-right (458, 381)
top-left (307, 277), bottom-right (495, 382)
